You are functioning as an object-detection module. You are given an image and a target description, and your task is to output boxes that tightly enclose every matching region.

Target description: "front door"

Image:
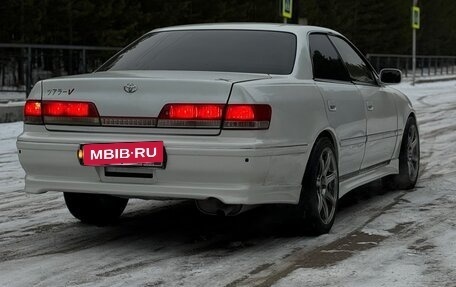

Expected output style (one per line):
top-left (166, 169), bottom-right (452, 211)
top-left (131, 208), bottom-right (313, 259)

top-left (356, 86), bottom-right (398, 168)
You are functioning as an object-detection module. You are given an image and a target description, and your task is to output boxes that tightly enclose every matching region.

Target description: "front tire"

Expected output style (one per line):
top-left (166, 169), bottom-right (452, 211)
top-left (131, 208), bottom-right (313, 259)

top-left (64, 192), bottom-right (128, 225)
top-left (295, 137), bottom-right (339, 235)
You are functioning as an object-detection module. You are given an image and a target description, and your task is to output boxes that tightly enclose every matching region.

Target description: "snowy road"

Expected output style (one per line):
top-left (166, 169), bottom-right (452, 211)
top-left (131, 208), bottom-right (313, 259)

top-left (1, 81), bottom-right (456, 286)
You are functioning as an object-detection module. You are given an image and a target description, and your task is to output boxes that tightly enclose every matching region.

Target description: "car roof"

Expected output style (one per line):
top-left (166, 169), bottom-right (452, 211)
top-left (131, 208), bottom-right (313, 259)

top-left (151, 23), bottom-right (341, 36)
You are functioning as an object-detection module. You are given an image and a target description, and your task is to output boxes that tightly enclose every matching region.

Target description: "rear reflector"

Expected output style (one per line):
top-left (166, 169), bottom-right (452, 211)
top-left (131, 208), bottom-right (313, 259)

top-left (158, 103), bottom-right (271, 129)
top-left (101, 117), bottom-right (157, 127)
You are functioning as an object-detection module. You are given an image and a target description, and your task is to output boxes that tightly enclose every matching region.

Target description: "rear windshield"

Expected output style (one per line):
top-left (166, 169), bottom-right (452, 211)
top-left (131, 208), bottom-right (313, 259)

top-left (98, 30), bottom-right (297, 75)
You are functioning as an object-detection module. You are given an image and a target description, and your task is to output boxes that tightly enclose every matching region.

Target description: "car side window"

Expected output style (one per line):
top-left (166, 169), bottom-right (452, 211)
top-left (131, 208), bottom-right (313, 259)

top-left (308, 33), bottom-right (350, 82)
top-left (329, 36), bottom-right (376, 84)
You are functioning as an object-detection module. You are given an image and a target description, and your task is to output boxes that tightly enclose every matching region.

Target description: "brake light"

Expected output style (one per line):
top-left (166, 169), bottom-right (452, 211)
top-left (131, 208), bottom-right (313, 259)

top-left (224, 104), bottom-right (271, 129)
top-left (167, 104), bottom-right (223, 120)
top-left (24, 100), bottom-right (271, 129)
top-left (24, 100), bottom-right (43, 124)
top-left (43, 102), bottom-right (93, 117)
top-left (42, 101), bottom-right (100, 126)
top-left (196, 105), bottom-right (224, 119)
top-left (168, 104), bottom-right (198, 119)
top-left (158, 103), bottom-right (271, 129)
top-left (225, 105), bottom-right (255, 120)
top-left (158, 104), bottom-right (224, 128)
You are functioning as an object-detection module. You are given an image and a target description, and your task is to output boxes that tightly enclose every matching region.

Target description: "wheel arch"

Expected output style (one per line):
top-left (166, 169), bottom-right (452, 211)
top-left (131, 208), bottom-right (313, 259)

top-left (402, 112), bottom-right (418, 139)
top-left (296, 128), bottom-right (340, 234)
top-left (314, 129), bottom-right (338, 159)
top-left (303, 128), bottom-right (339, 178)
top-left (394, 112), bottom-right (418, 159)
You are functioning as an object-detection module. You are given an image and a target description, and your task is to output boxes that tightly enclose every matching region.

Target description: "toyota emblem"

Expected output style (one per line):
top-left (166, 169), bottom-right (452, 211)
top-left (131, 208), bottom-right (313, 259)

top-left (123, 83), bottom-right (137, 93)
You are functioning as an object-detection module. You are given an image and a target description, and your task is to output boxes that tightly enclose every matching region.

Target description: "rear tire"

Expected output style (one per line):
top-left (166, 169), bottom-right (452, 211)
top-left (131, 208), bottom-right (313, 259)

top-left (383, 116), bottom-right (420, 190)
top-left (64, 192), bottom-right (128, 225)
top-left (295, 137), bottom-right (339, 235)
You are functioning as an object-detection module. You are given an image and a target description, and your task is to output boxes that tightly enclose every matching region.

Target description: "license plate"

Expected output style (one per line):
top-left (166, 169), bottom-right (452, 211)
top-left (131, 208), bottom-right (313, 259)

top-left (79, 141), bottom-right (164, 166)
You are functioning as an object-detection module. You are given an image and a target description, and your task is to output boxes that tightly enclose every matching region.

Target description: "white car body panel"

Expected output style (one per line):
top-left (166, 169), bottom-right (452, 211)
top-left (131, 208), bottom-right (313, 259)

top-left (314, 81), bottom-right (366, 176)
top-left (357, 84), bottom-right (398, 169)
top-left (17, 24), bottom-right (415, 205)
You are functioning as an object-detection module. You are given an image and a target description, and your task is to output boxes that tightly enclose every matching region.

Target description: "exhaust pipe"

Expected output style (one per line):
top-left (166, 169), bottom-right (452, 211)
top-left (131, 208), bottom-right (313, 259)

top-left (195, 198), bottom-right (257, 216)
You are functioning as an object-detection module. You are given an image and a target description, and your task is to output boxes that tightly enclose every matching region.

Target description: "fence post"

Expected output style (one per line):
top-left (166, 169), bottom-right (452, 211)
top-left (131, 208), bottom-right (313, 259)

top-left (82, 48), bottom-right (86, 73)
top-left (434, 58), bottom-right (437, 75)
top-left (421, 57), bottom-right (424, 76)
top-left (405, 58), bottom-right (408, 77)
top-left (405, 58), bottom-right (408, 78)
top-left (1, 65), bottom-right (4, 86)
top-left (428, 58), bottom-right (431, 76)
top-left (440, 58), bottom-right (443, 75)
top-left (26, 46), bottom-right (32, 98)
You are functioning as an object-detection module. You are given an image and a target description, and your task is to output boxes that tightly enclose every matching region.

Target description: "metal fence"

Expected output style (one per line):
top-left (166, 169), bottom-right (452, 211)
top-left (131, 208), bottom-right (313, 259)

top-left (0, 43), bottom-right (120, 97)
top-left (2, 46), bottom-right (456, 100)
top-left (366, 54), bottom-right (456, 78)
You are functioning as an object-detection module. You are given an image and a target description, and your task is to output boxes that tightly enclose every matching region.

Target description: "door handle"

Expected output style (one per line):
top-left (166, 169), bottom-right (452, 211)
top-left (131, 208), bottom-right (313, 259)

top-left (328, 101), bottom-right (337, 111)
top-left (366, 101), bottom-right (374, 111)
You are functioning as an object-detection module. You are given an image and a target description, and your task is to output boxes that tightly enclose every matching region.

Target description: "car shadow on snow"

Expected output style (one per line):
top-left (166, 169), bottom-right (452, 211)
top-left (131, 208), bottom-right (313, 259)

top-left (2, 179), bottom-right (397, 263)
top-left (96, 179), bottom-right (396, 249)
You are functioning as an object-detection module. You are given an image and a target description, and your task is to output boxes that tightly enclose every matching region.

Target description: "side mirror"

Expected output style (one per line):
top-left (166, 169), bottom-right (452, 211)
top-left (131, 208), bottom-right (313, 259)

top-left (379, 68), bottom-right (402, 84)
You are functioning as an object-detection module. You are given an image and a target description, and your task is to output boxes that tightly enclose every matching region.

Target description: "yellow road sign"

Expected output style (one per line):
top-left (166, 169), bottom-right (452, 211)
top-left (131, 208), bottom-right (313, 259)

top-left (412, 6), bottom-right (420, 29)
top-left (282, 0), bottom-right (293, 19)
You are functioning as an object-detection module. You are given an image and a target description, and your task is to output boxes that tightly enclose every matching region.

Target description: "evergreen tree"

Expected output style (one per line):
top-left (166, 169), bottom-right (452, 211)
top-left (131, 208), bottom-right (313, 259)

top-left (0, 0), bottom-right (454, 55)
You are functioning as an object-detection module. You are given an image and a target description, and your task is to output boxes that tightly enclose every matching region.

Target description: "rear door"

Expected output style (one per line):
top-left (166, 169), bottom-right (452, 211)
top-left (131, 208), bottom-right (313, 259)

top-left (309, 34), bottom-right (367, 177)
top-left (328, 35), bottom-right (398, 169)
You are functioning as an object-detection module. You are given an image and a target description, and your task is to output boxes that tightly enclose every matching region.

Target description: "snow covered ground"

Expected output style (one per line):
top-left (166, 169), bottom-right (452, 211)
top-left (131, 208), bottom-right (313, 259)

top-left (273, 81), bottom-right (456, 287)
top-left (0, 80), bottom-right (455, 286)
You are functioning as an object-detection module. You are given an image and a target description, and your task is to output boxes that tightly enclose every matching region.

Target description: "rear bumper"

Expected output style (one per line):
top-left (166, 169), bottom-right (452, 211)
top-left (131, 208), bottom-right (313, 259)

top-left (17, 135), bottom-right (309, 205)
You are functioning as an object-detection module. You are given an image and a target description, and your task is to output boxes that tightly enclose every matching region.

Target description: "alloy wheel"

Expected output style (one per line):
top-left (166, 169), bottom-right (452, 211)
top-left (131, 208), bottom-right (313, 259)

top-left (407, 125), bottom-right (419, 180)
top-left (315, 148), bottom-right (338, 224)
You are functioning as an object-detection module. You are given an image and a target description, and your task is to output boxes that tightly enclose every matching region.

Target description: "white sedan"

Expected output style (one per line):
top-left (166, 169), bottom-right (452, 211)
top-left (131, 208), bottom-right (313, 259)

top-left (17, 24), bottom-right (419, 234)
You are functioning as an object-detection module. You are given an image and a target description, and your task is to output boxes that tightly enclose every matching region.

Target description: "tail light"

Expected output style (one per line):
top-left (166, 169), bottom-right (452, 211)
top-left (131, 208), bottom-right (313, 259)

top-left (158, 103), bottom-right (271, 129)
top-left (158, 104), bottom-right (224, 128)
top-left (224, 104), bottom-right (271, 129)
top-left (23, 100), bottom-right (100, 125)
top-left (24, 100), bottom-right (43, 124)
top-left (24, 100), bottom-right (271, 130)
top-left (42, 101), bottom-right (100, 125)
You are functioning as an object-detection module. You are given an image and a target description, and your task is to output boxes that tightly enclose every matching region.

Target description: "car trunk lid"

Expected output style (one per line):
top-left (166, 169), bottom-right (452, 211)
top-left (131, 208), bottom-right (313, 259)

top-left (41, 70), bottom-right (270, 135)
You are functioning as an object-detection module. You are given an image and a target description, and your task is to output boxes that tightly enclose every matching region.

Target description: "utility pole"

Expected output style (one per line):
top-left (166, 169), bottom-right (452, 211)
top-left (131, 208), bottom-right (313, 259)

top-left (412, 0), bottom-right (420, 85)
